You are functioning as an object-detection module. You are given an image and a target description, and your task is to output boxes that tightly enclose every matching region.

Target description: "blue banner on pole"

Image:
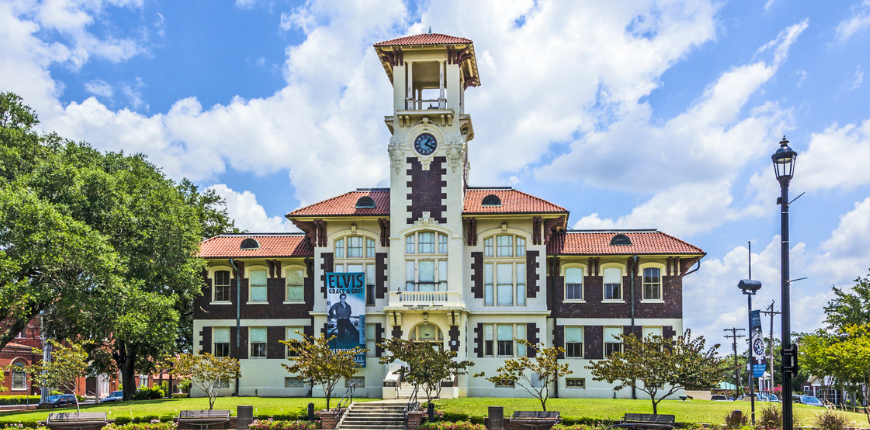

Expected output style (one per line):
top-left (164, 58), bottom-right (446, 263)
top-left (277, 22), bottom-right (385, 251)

top-left (750, 310), bottom-right (766, 378)
top-left (326, 272), bottom-right (367, 367)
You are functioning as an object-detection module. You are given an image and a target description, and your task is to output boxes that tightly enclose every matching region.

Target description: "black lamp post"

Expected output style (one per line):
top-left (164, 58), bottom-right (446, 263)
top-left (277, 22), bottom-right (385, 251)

top-left (739, 279), bottom-right (762, 426)
top-left (772, 136), bottom-right (798, 430)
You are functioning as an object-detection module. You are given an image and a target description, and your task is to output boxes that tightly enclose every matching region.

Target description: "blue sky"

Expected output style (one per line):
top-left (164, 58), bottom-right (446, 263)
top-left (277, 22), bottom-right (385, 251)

top-left (3, 0), bottom-right (870, 349)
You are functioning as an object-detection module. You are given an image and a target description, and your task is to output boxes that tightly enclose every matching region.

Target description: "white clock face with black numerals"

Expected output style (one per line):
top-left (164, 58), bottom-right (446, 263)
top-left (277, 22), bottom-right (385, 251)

top-left (414, 133), bottom-right (437, 155)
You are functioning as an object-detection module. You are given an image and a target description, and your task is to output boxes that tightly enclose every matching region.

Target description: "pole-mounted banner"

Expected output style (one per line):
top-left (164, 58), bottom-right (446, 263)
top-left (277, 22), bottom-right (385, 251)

top-left (750, 310), bottom-right (766, 378)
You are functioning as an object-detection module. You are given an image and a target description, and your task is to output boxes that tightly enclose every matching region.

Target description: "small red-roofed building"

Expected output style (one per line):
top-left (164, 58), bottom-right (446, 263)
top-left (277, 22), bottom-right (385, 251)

top-left (193, 31), bottom-right (705, 400)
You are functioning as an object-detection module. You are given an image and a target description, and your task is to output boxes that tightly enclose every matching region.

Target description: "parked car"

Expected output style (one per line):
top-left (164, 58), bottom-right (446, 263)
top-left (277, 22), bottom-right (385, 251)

top-left (45, 394), bottom-right (77, 408)
top-left (798, 395), bottom-right (825, 407)
top-left (100, 391), bottom-right (124, 403)
top-left (711, 395), bottom-right (730, 401)
top-left (767, 393), bottom-right (781, 402)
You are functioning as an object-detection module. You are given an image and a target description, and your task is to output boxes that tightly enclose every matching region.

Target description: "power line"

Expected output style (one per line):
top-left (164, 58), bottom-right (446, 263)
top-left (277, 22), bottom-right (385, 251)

top-left (760, 303), bottom-right (782, 392)
top-left (725, 327), bottom-right (746, 398)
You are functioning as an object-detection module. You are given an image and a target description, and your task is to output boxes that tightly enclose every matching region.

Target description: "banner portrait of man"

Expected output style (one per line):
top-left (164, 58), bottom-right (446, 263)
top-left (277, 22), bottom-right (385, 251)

top-left (325, 272), bottom-right (366, 366)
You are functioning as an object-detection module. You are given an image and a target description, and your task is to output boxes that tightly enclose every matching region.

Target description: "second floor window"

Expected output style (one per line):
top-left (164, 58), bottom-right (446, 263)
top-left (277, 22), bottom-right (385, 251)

top-left (286, 268), bottom-right (305, 302)
top-left (406, 260), bottom-right (447, 291)
top-left (406, 231), bottom-right (448, 254)
top-left (250, 270), bottom-right (267, 302)
top-left (603, 268), bottom-right (622, 300)
top-left (336, 237), bottom-right (376, 258)
top-left (484, 235), bottom-right (526, 257)
top-left (565, 267), bottom-right (583, 300)
top-left (214, 270), bottom-right (231, 302)
top-left (213, 327), bottom-right (230, 357)
top-left (484, 262), bottom-right (525, 306)
top-left (643, 268), bottom-right (662, 300)
top-left (250, 327), bottom-right (267, 358)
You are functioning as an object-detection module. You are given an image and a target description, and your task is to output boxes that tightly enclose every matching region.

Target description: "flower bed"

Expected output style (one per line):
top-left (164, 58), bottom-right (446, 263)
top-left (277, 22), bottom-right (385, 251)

top-left (104, 421), bottom-right (178, 430)
top-left (419, 421), bottom-right (486, 430)
top-left (249, 419), bottom-right (317, 430)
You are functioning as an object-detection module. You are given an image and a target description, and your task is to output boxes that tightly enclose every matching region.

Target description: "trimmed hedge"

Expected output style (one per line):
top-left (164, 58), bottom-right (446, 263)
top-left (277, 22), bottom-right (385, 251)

top-left (0, 396), bottom-right (40, 405)
top-left (132, 388), bottom-right (164, 401)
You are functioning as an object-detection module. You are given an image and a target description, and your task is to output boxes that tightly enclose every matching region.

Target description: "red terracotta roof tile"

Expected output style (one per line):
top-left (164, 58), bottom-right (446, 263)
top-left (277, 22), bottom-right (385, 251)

top-left (463, 188), bottom-right (568, 214)
top-left (547, 230), bottom-right (705, 255)
top-left (287, 190), bottom-right (390, 217)
top-left (198, 234), bottom-right (312, 258)
top-left (374, 33), bottom-right (473, 47)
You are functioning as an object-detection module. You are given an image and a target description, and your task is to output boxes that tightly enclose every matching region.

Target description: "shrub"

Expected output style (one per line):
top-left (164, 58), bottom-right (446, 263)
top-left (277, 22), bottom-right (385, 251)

top-left (757, 403), bottom-right (797, 430)
top-left (723, 410), bottom-right (748, 429)
top-left (159, 416), bottom-right (175, 423)
top-left (557, 418), bottom-right (618, 427)
top-left (104, 422), bottom-right (177, 430)
top-left (115, 417), bottom-right (133, 425)
top-left (551, 425), bottom-right (596, 430)
top-left (132, 416), bottom-right (159, 424)
top-left (178, 380), bottom-right (192, 394)
top-left (171, 393), bottom-right (188, 399)
top-left (441, 412), bottom-right (469, 422)
top-left (248, 420), bottom-right (317, 430)
top-left (0, 396), bottom-right (41, 405)
top-left (132, 387), bottom-right (164, 400)
top-left (814, 407), bottom-right (851, 430)
top-left (419, 422), bottom-right (487, 430)
top-left (0, 425), bottom-right (26, 430)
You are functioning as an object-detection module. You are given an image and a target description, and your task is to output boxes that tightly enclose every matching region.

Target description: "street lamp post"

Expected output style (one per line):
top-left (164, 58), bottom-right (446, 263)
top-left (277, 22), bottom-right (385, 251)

top-left (739, 279), bottom-right (762, 426)
top-left (772, 136), bottom-right (798, 430)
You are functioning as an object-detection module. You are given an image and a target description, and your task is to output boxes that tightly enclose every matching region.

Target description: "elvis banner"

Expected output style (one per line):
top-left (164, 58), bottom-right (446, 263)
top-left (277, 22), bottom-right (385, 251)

top-left (326, 272), bottom-right (366, 367)
top-left (750, 310), bottom-right (766, 378)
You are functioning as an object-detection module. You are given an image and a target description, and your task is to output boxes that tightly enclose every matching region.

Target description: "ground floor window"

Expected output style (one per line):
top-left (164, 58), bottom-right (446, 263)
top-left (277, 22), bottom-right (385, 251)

top-left (11, 363), bottom-right (26, 390)
top-left (565, 326), bottom-right (584, 358)
top-left (346, 377), bottom-right (365, 388)
top-left (213, 328), bottom-right (230, 357)
top-left (285, 377), bottom-right (304, 387)
top-left (566, 378), bottom-right (586, 389)
top-left (494, 380), bottom-right (515, 388)
top-left (604, 327), bottom-right (623, 357)
top-left (483, 324), bottom-right (526, 357)
top-left (250, 327), bottom-right (267, 358)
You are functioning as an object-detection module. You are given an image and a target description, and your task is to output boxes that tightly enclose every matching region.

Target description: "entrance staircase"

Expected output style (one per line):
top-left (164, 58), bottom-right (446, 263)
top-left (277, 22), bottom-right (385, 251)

top-left (336, 402), bottom-right (407, 430)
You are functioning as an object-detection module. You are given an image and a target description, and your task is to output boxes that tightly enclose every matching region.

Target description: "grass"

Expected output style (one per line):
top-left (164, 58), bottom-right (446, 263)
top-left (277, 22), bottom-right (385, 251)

top-left (434, 397), bottom-right (870, 426)
top-left (0, 397), bottom-right (380, 423)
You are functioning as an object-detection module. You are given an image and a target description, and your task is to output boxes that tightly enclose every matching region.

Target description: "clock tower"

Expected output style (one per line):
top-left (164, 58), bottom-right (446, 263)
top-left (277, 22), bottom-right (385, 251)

top-left (374, 32), bottom-right (480, 349)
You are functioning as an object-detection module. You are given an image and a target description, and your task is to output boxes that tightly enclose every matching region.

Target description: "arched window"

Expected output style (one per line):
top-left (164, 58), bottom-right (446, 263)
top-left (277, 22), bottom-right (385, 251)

top-left (405, 231), bottom-right (448, 292)
top-left (11, 362), bottom-right (26, 390)
top-left (481, 194), bottom-right (501, 207)
top-left (482, 233), bottom-right (529, 306)
top-left (334, 235), bottom-right (377, 305)
top-left (355, 196), bottom-right (376, 208)
top-left (240, 238), bottom-right (260, 250)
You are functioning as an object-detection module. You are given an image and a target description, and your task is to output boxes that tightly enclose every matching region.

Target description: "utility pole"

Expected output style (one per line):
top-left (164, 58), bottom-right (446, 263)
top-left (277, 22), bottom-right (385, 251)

top-left (760, 303), bottom-right (781, 393)
top-left (725, 328), bottom-right (746, 398)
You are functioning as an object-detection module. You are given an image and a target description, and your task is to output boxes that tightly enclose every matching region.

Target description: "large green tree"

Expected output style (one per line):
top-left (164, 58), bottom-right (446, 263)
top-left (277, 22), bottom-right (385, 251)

top-left (824, 271), bottom-right (870, 333)
top-left (0, 93), bottom-right (236, 400)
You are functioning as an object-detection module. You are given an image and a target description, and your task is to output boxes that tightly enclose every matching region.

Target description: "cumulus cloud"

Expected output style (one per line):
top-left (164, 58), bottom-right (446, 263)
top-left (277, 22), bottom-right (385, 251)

top-left (851, 66), bottom-right (864, 89)
top-left (811, 196), bottom-right (870, 284)
top-left (835, 0), bottom-right (870, 43)
top-left (796, 119), bottom-right (870, 191)
top-left (209, 184), bottom-right (297, 233)
top-left (561, 21), bottom-right (807, 236)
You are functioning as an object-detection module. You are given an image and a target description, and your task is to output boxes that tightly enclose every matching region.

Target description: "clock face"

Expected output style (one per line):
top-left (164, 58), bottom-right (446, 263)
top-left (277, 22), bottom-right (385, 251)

top-left (414, 133), bottom-right (437, 155)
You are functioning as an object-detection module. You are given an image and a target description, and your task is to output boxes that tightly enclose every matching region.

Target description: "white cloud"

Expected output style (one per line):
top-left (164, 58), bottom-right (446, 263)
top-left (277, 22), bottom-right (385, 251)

top-left (558, 22), bottom-right (807, 236)
top-left (793, 69), bottom-right (807, 87)
top-left (796, 119), bottom-right (870, 191)
top-left (851, 66), bottom-right (864, 89)
top-left (811, 196), bottom-right (870, 284)
top-left (835, 0), bottom-right (870, 43)
top-left (209, 184), bottom-right (297, 233)
top-left (84, 79), bottom-right (113, 98)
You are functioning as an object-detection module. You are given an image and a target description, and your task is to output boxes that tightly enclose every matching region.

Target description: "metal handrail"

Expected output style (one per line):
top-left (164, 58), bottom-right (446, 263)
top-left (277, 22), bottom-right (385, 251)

top-left (334, 382), bottom-right (356, 416)
top-left (405, 384), bottom-right (419, 413)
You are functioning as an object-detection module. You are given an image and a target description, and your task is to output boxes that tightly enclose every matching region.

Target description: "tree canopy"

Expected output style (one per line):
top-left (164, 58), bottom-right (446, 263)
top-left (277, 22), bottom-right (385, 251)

top-left (379, 338), bottom-right (474, 406)
top-left (282, 333), bottom-right (364, 409)
top-left (477, 339), bottom-right (570, 412)
top-left (0, 92), bottom-right (236, 400)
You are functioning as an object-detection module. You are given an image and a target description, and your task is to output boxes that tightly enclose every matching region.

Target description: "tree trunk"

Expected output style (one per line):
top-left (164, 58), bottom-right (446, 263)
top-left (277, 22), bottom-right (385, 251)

top-left (118, 342), bottom-right (138, 401)
top-left (652, 398), bottom-right (658, 415)
top-left (540, 398), bottom-right (547, 412)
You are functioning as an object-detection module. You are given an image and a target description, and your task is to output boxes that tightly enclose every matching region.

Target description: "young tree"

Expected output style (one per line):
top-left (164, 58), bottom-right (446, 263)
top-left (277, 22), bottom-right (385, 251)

top-left (828, 324), bottom-right (870, 424)
top-left (25, 340), bottom-right (90, 414)
top-left (824, 272), bottom-right (870, 333)
top-left (379, 338), bottom-right (475, 406)
top-left (169, 353), bottom-right (240, 410)
top-left (282, 333), bottom-right (365, 409)
top-left (476, 339), bottom-right (571, 411)
top-left (587, 330), bottom-right (724, 414)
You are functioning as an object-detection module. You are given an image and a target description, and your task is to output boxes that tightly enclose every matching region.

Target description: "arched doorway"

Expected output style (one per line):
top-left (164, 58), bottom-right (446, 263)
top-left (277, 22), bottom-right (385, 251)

top-left (408, 323), bottom-right (444, 346)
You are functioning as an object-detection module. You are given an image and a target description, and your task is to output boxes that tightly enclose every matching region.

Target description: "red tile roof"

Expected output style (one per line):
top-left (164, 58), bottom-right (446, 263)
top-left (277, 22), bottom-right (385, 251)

top-left (547, 230), bottom-right (705, 255)
top-left (374, 33), bottom-right (473, 47)
top-left (463, 188), bottom-right (568, 214)
top-left (287, 190), bottom-right (390, 217)
top-left (198, 234), bottom-right (312, 258)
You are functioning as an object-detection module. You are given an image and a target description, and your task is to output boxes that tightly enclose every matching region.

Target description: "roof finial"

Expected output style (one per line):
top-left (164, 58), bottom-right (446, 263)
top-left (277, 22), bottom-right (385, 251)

top-left (428, 26), bottom-right (432, 34)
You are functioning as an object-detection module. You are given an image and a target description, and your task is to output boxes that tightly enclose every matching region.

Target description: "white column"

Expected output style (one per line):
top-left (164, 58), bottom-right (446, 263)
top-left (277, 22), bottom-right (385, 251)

top-left (406, 61), bottom-right (413, 110)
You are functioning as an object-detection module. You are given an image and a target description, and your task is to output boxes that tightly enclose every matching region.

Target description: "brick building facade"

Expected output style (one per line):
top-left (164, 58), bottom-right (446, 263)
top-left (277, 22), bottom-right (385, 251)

top-left (193, 33), bottom-right (705, 399)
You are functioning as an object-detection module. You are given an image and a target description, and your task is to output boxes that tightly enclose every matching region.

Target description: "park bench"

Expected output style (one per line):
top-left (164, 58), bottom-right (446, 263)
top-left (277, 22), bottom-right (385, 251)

top-left (609, 413), bottom-right (676, 430)
top-left (46, 412), bottom-right (107, 430)
top-left (510, 411), bottom-right (561, 430)
top-left (177, 410), bottom-right (231, 430)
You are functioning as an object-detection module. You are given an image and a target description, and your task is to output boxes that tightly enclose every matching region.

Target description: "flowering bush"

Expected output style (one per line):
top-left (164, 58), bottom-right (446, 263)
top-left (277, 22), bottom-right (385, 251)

top-left (249, 419), bottom-right (317, 430)
top-left (551, 425), bottom-right (597, 430)
top-left (419, 421), bottom-right (487, 430)
top-left (1, 424), bottom-right (26, 430)
top-left (104, 421), bottom-right (177, 430)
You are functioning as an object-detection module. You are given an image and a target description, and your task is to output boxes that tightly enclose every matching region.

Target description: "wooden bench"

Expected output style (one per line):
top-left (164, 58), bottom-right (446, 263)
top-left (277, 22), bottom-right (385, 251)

top-left (177, 410), bottom-right (231, 430)
top-left (46, 412), bottom-right (107, 430)
top-left (609, 414), bottom-right (676, 430)
top-left (510, 411), bottom-right (561, 430)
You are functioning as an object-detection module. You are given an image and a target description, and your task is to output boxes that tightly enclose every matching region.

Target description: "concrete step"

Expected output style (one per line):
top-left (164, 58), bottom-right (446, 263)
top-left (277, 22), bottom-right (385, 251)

top-left (343, 418), bottom-right (405, 423)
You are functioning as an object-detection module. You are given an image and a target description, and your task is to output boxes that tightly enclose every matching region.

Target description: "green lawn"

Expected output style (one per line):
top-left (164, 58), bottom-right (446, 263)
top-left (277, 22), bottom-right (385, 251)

top-left (434, 397), bottom-right (870, 426)
top-left (0, 397), bottom-right (379, 423)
